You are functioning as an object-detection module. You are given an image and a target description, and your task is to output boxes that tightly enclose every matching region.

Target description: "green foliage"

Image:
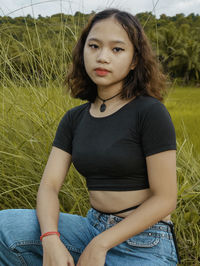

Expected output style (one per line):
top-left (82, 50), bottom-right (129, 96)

top-left (166, 86), bottom-right (200, 160)
top-left (0, 10), bottom-right (200, 265)
top-left (0, 85), bottom-right (87, 211)
top-left (0, 85), bottom-right (200, 264)
top-left (0, 12), bottom-right (200, 85)
top-left (164, 86), bottom-right (200, 264)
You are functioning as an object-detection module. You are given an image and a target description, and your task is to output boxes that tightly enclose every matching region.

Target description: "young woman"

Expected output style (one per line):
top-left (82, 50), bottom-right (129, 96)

top-left (0, 8), bottom-right (180, 266)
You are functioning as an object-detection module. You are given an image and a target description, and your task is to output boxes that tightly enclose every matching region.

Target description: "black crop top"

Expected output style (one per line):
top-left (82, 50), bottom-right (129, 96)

top-left (52, 95), bottom-right (177, 191)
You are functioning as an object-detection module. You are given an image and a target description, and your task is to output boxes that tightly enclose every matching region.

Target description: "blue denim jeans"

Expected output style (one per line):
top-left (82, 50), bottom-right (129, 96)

top-left (0, 208), bottom-right (178, 265)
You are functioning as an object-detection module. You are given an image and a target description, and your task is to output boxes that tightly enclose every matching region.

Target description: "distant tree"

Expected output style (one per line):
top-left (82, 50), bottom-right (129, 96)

top-left (169, 39), bottom-right (200, 83)
top-left (74, 11), bottom-right (84, 17)
top-left (0, 11), bottom-right (200, 85)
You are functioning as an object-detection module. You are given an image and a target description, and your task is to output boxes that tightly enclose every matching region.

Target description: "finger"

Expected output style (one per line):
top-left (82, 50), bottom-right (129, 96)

top-left (68, 258), bottom-right (75, 266)
top-left (68, 262), bottom-right (75, 266)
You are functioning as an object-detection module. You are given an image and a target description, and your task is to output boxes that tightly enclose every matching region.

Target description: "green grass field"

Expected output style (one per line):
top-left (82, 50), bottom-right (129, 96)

top-left (166, 85), bottom-right (200, 162)
top-left (0, 85), bottom-right (200, 265)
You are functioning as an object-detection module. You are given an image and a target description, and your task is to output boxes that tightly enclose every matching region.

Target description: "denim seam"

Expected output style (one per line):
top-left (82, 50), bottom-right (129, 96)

top-left (60, 235), bottom-right (83, 254)
top-left (88, 214), bottom-right (107, 231)
top-left (88, 218), bottom-right (99, 228)
top-left (7, 243), bottom-right (30, 266)
top-left (148, 226), bottom-right (171, 233)
top-left (9, 240), bottom-right (41, 249)
top-left (127, 237), bottom-right (160, 248)
top-left (87, 220), bottom-right (100, 238)
top-left (128, 232), bottom-right (173, 240)
top-left (64, 243), bottom-right (82, 254)
top-left (0, 241), bottom-right (28, 266)
top-left (153, 252), bottom-right (178, 264)
top-left (15, 254), bottom-right (27, 266)
top-left (169, 234), bottom-right (178, 260)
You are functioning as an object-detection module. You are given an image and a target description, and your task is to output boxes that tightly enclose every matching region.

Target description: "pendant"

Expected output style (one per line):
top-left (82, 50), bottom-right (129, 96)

top-left (100, 103), bottom-right (106, 112)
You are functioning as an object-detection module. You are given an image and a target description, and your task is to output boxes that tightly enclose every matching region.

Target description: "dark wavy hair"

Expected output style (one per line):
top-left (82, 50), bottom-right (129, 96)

top-left (65, 8), bottom-right (167, 103)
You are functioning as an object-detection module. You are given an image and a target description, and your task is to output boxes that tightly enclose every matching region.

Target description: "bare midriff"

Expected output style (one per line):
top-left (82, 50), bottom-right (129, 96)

top-left (89, 189), bottom-right (171, 221)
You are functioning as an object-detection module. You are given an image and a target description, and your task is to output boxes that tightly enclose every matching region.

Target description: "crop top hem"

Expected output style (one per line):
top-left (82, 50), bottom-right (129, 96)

top-left (87, 184), bottom-right (149, 191)
top-left (88, 187), bottom-right (149, 191)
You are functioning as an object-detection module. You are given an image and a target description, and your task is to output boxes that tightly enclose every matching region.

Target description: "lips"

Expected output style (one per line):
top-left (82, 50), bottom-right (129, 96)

top-left (95, 68), bottom-right (110, 76)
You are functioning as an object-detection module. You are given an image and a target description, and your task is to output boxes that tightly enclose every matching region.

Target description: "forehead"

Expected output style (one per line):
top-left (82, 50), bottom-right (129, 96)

top-left (87, 17), bottom-right (132, 45)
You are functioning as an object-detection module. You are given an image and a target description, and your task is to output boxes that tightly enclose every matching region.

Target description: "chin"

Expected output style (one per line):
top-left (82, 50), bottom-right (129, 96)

top-left (90, 78), bottom-right (111, 87)
top-left (95, 83), bottom-right (112, 89)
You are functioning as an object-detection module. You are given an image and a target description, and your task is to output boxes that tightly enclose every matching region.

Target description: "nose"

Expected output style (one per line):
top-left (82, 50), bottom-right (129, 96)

top-left (96, 48), bottom-right (110, 63)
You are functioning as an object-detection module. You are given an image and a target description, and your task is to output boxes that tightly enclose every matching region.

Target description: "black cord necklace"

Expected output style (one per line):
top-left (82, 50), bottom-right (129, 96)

top-left (97, 92), bottom-right (122, 112)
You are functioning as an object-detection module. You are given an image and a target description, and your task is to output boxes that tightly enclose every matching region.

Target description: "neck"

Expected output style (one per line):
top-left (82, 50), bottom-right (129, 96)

top-left (96, 91), bottom-right (122, 105)
top-left (95, 90), bottom-right (125, 113)
top-left (96, 96), bottom-right (121, 107)
top-left (97, 84), bottom-right (122, 100)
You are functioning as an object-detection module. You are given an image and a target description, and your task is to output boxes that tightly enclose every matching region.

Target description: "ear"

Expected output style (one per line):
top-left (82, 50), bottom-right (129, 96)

top-left (130, 64), bottom-right (136, 70)
top-left (130, 62), bottom-right (137, 70)
top-left (130, 56), bottom-right (138, 70)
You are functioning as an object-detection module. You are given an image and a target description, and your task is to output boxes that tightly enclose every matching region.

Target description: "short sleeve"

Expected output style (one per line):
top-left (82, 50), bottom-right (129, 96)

top-left (52, 110), bottom-right (73, 154)
top-left (139, 102), bottom-right (177, 157)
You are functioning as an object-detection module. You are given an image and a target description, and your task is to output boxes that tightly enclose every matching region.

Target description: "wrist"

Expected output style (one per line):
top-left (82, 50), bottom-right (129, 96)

top-left (40, 231), bottom-right (61, 247)
top-left (40, 231), bottom-right (60, 241)
top-left (41, 234), bottom-right (61, 246)
top-left (93, 235), bottom-right (110, 251)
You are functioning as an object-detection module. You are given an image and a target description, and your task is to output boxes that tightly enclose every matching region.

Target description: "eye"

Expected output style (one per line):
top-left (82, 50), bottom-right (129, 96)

top-left (113, 47), bottom-right (124, 52)
top-left (88, 44), bottom-right (98, 49)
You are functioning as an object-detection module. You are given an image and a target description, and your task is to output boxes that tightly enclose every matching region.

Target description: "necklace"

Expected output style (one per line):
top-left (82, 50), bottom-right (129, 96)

top-left (97, 91), bottom-right (122, 112)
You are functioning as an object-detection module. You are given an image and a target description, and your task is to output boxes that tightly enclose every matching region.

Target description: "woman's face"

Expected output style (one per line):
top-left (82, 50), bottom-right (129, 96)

top-left (83, 17), bottom-right (135, 92)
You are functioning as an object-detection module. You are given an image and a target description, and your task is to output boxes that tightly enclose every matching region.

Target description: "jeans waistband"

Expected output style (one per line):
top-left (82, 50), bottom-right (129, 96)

top-left (91, 204), bottom-right (141, 215)
top-left (88, 207), bottom-right (181, 264)
top-left (89, 207), bottom-right (172, 230)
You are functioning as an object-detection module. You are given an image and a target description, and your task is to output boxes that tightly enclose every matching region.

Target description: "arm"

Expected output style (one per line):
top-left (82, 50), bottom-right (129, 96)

top-left (92, 149), bottom-right (177, 249)
top-left (36, 146), bottom-right (72, 235)
top-left (36, 146), bottom-right (75, 266)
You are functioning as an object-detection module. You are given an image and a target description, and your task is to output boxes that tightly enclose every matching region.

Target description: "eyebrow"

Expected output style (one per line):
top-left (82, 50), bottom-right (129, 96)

top-left (87, 37), bottom-right (126, 45)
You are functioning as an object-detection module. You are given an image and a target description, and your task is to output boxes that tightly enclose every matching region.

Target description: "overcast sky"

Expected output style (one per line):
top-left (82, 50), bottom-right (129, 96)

top-left (0, 0), bottom-right (200, 18)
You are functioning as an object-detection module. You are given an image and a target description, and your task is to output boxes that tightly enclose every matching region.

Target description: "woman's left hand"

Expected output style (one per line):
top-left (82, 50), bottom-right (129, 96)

top-left (76, 237), bottom-right (108, 266)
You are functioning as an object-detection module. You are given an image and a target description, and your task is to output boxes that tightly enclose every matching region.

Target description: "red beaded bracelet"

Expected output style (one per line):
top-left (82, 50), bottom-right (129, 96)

top-left (40, 231), bottom-right (60, 241)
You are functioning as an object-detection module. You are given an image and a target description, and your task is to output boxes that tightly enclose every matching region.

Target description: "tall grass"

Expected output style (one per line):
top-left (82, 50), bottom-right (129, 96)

top-left (164, 86), bottom-right (200, 265)
top-left (1, 84), bottom-right (200, 264)
top-left (0, 8), bottom-right (200, 265)
top-left (0, 85), bottom-right (87, 211)
top-left (166, 85), bottom-right (200, 163)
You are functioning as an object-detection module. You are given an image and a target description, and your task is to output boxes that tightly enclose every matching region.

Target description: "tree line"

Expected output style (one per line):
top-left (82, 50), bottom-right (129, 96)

top-left (0, 11), bottom-right (199, 87)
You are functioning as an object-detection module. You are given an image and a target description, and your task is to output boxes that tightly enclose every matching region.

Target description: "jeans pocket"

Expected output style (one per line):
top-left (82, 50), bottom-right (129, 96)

top-left (126, 231), bottom-right (160, 248)
top-left (123, 231), bottom-right (177, 264)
